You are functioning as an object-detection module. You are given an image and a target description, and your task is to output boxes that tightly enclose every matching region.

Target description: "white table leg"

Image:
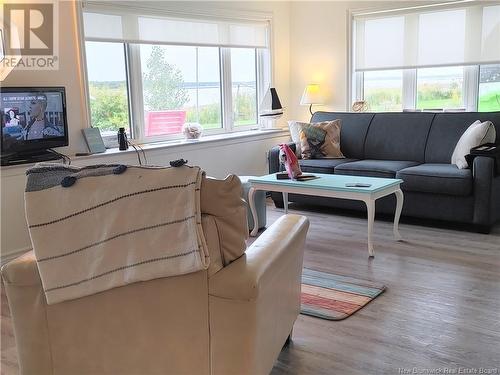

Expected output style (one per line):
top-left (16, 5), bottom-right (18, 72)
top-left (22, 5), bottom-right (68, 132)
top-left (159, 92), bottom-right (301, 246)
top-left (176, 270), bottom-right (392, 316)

top-left (283, 192), bottom-right (289, 214)
top-left (365, 199), bottom-right (375, 257)
top-left (249, 187), bottom-right (259, 237)
top-left (394, 189), bottom-right (404, 241)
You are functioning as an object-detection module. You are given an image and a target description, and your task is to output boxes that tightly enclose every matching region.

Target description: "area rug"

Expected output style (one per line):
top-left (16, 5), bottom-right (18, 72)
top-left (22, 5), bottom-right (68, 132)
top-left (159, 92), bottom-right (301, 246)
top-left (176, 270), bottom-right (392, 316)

top-left (301, 268), bottom-right (386, 320)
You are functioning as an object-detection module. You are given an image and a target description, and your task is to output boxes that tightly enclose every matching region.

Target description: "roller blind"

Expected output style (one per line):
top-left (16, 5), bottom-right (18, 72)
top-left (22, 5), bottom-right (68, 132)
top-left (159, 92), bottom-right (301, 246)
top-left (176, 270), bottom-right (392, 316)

top-left (354, 3), bottom-right (500, 71)
top-left (82, 5), bottom-right (270, 48)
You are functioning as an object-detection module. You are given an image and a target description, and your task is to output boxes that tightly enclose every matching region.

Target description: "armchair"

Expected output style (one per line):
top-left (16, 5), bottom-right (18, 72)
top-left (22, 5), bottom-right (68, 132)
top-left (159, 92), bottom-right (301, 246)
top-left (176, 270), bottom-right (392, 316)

top-left (2, 175), bottom-right (309, 375)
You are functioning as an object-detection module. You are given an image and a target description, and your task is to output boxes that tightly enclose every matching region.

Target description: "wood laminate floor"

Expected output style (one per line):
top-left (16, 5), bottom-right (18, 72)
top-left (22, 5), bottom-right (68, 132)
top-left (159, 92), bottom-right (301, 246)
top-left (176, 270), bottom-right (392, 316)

top-left (2, 201), bottom-right (500, 375)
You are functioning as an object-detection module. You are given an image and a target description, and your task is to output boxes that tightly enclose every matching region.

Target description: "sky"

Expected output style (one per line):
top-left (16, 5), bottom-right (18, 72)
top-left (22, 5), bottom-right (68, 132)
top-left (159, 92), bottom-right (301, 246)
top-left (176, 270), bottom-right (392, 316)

top-left (85, 42), bottom-right (256, 83)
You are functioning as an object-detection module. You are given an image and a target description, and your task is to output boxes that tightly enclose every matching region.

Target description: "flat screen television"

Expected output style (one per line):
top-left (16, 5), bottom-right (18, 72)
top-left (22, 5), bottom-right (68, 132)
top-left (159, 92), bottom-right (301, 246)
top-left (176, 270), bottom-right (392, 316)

top-left (1, 87), bottom-right (68, 165)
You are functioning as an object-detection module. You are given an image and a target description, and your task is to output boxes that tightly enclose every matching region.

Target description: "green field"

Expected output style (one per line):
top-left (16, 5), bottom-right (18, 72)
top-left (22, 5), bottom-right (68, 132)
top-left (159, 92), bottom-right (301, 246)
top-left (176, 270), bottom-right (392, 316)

top-left (364, 88), bottom-right (402, 112)
top-left (200, 123), bottom-right (221, 130)
top-left (185, 119), bottom-right (256, 131)
top-left (478, 92), bottom-right (500, 111)
top-left (365, 86), bottom-right (500, 112)
top-left (417, 98), bottom-right (461, 110)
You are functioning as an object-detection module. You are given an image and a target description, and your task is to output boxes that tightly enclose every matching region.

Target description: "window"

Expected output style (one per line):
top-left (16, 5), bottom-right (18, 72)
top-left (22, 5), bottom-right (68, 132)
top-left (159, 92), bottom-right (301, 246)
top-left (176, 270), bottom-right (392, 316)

top-left (82, 7), bottom-right (271, 141)
top-left (416, 67), bottom-right (464, 111)
top-left (363, 70), bottom-right (403, 112)
top-left (140, 45), bottom-right (222, 136)
top-left (356, 66), bottom-right (499, 113)
top-left (478, 64), bottom-right (500, 112)
top-left (85, 41), bottom-right (130, 136)
top-left (230, 48), bottom-right (257, 126)
top-left (352, 4), bottom-right (500, 112)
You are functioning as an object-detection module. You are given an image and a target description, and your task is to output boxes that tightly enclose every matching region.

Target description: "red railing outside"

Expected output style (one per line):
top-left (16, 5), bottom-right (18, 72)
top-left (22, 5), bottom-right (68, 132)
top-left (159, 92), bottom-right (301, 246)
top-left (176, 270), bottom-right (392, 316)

top-left (144, 110), bottom-right (186, 137)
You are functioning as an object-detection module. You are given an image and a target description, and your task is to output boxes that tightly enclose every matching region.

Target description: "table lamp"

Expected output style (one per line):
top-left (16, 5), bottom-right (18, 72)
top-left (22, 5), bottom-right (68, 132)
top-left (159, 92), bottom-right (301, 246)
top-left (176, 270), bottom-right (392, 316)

top-left (300, 84), bottom-right (323, 115)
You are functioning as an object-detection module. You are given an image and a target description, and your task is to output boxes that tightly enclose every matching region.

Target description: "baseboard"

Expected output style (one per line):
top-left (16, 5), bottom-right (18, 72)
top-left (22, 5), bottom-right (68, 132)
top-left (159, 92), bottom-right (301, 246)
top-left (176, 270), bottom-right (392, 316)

top-left (1, 247), bottom-right (30, 266)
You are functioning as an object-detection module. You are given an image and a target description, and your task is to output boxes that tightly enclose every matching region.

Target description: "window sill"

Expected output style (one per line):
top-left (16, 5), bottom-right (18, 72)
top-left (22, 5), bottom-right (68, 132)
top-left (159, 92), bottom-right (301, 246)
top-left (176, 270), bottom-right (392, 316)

top-left (1, 128), bottom-right (289, 176)
top-left (87, 128), bottom-right (287, 157)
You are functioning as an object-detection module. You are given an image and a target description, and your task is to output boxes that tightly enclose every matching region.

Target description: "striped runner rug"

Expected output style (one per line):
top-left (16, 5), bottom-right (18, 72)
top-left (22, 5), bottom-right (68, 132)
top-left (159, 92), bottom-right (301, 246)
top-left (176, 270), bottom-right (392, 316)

top-left (301, 268), bottom-right (386, 320)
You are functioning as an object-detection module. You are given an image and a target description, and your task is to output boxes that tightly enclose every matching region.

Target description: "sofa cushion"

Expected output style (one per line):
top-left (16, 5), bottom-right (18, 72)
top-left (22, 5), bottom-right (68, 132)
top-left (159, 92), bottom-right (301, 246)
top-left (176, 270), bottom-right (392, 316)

top-left (396, 164), bottom-right (472, 196)
top-left (288, 121), bottom-right (302, 157)
top-left (425, 112), bottom-right (500, 163)
top-left (299, 158), bottom-right (358, 174)
top-left (298, 120), bottom-right (344, 159)
top-left (201, 175), bottom-right (248, 266)
top-left (335, 160), bottom-right (420, 178)
top-left (364, 113), bottom-right (435, 162)
top-left (311, 112), bottom-right (375, 159)
top-left (451, 120), bottom-right (496, 169)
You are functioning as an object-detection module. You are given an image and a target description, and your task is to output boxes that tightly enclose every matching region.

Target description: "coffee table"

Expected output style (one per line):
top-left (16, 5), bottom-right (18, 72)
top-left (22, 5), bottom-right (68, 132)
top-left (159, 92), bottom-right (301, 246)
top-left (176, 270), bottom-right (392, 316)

top-left (247, 173), bottom-right (404, 257)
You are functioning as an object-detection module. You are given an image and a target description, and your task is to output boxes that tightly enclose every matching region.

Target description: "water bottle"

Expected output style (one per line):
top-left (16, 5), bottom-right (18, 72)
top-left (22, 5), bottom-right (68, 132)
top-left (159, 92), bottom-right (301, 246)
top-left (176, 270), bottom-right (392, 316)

top-left (118, 127), bottom-right (128, 151)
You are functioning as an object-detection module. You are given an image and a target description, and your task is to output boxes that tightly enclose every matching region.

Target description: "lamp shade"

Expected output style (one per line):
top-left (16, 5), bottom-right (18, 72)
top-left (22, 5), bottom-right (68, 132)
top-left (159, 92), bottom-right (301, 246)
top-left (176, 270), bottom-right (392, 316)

top-left (300, 84), bottom-right (323, 105)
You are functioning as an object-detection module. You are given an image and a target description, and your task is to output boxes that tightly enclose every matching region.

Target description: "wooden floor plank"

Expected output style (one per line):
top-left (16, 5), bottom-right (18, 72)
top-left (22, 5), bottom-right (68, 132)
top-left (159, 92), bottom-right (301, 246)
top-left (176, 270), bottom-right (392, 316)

top-left (268, 202), bottom-right (500, 374)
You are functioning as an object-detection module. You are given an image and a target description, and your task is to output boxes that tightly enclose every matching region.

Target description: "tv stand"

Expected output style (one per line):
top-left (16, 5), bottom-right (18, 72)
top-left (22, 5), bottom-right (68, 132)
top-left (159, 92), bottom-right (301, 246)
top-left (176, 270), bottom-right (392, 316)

top-left (1, 149), bottom-right (63, 166)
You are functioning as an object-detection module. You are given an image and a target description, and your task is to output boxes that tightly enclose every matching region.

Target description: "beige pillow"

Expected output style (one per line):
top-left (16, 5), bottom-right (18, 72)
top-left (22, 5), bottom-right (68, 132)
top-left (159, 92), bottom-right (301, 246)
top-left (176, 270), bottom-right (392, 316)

top-left (298, 120), bottom-right (345, 159)
top-left (287, 120), bottom-right (302, 158)
top-left (451, 120), bottom-right (496, 169)
top-left (200, 175), bottom-right (248, 265)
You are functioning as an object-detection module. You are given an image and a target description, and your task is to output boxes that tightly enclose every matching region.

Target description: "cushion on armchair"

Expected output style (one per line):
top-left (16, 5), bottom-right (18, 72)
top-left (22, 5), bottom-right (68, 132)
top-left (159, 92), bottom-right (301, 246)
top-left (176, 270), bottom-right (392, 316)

top-left (201, 175), bottom-right (248, 266)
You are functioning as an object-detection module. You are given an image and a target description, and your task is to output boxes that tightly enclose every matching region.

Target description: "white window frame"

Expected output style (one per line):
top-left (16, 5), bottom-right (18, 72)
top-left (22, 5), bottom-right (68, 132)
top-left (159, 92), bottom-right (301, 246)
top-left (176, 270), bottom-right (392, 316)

top-left (78, 4), bottom-right (272, 144)
top-left (347, 5), bottom-right (498, 113)
top-left (221, 47), bottom-right (261, 133)
top-left (351, 65), bottom-right (486, 112)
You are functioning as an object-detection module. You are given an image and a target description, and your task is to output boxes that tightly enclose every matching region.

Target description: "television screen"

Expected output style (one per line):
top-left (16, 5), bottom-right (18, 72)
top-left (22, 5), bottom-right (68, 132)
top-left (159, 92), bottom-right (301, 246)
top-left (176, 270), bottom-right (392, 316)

top-left (1, 87), bottom-right (68, 155)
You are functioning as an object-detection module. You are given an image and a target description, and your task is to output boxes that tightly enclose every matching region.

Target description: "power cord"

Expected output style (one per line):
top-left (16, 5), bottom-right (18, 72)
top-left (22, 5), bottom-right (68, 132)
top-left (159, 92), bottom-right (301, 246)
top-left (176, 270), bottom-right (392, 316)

top-left (127, 140), bottom-right (148, 165)
top-left (48, 149), bottom-right (71, 165)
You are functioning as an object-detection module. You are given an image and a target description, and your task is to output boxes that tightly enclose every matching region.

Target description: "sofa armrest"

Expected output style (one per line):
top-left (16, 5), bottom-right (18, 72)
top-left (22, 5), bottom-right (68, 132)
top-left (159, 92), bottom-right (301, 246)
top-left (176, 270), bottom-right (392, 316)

top-left (208, 214), bottom-right (308, 375)
top-left (1, 251), bottom-right (53, 374)
top-left (1, 251), bottom-right (41, 287)
top-left (208, 214), bottom-right (309, 301)
top-left (268, 142), bottom-right (296, 174)
top-left (472, 156), bottom-right (496, 227)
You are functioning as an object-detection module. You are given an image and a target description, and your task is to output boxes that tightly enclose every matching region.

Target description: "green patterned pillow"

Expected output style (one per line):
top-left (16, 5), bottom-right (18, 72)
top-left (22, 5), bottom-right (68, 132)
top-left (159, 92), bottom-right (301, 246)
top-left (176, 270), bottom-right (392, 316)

top-left (298, 120), bottom-right (344, 159)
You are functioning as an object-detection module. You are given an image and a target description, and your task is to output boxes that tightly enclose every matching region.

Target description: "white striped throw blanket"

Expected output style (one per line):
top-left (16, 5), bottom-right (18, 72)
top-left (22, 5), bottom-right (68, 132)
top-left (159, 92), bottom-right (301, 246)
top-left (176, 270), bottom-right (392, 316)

top-left (25, 163), bottom-right (209, 305)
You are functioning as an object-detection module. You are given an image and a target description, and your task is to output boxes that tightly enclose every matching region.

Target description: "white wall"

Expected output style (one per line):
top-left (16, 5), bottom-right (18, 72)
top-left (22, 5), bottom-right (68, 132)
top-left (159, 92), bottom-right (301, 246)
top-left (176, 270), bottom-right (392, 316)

top-left (289, 1), bottom-right (354, 121)
top-left (1, 1), bottom-right (88, 153)
top-left (288, 0), bottom-right (428, 122)
top-left (0, 1), bottom-right (291, 258)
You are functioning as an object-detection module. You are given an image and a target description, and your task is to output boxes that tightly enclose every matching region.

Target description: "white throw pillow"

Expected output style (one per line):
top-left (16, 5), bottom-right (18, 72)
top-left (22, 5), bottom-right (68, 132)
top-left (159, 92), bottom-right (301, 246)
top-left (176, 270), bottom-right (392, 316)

top-left (288, 120), bottom-right (302, 158)
top-left (451, 120), bottom-right (497, 169)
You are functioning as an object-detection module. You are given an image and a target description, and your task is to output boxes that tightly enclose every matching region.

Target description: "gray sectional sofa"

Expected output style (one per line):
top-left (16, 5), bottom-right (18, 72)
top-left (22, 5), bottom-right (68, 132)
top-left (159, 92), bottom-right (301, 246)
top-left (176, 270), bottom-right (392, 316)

top-left (269, 111), bottom-right (500, 232)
